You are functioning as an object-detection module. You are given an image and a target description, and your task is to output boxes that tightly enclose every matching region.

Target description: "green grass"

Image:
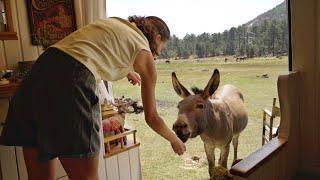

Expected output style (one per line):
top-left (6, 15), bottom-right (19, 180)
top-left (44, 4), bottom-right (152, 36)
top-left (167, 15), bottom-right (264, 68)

top-left (112, 56), bottom-right (288, 180)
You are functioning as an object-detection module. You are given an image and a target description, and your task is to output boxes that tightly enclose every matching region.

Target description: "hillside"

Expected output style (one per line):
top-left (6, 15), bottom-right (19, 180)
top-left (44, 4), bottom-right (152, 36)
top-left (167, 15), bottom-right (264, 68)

top-left (161, 1), bottom-right (289, 58)
top-left (245, 1), bottom-right (287, 27)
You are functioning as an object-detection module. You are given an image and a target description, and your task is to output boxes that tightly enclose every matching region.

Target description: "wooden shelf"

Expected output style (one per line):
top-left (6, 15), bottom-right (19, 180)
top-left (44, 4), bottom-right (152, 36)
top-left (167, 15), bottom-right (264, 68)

top-left (0, 32), bottom-right (18, 40)
top-left (0, 82), bottom-right (19, 98)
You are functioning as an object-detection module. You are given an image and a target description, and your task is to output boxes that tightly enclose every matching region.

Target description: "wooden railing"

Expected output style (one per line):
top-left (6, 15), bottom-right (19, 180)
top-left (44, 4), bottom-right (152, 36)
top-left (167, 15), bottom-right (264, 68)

top-left (230, 72), bottom-right (300, 178)
top-left (230, 137), bottom-right (287, 177)
top-left (104, 129), bottom-right (140, 158)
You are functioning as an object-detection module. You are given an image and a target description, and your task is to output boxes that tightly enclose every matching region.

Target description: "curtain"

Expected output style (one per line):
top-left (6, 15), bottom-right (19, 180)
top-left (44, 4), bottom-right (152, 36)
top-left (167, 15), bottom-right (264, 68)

top-left (74, 0), bottom-right (107, 28)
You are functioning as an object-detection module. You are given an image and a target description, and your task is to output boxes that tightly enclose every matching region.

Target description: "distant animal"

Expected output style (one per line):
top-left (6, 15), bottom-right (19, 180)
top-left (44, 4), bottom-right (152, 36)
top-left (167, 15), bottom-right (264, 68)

top-left (171, 69), bottom-right (248, 177)
top-left (261, 74), bottom-right (269, 78)
top-left (165, 59), bottom-right (170, 63)
top-left (236, 56), bottom-right (247, 62)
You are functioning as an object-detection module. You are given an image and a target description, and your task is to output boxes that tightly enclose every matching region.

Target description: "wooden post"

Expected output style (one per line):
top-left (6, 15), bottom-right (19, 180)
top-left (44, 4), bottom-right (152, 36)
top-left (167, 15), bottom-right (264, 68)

top-left (269, 98), bottom-right (277, 140)
top-left (133, 132), bottom-right (136, 144)
top-left (106, 142), bottom-right (110, 153)
top-left (262, 111), bottom-right (266, 145)
top-left (120, 137), bottom-right (124, 149)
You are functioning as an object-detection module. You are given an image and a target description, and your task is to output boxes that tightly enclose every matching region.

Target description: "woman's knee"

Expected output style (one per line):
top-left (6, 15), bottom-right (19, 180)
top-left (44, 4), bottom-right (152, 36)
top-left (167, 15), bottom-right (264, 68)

top-left (23, 147), bottom-right (57, 180)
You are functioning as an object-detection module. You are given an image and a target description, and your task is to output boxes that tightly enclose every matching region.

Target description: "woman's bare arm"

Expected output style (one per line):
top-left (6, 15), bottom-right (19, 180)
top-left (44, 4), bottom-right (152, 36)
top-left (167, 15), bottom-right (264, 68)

top-left (133, 50), bottom-right (185, 155)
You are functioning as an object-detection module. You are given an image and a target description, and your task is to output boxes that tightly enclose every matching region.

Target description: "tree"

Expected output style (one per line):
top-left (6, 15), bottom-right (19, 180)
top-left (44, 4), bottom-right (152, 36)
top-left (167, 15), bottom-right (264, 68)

top-left (160, 17), bottom-right (288, 59)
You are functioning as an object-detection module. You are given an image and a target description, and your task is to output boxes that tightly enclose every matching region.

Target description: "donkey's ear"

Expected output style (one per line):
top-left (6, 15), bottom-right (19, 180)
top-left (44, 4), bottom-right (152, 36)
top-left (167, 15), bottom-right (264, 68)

top-left (202, 69), bottom-right (220, 98)
top-left (172, 72), bottom-right (191, 98)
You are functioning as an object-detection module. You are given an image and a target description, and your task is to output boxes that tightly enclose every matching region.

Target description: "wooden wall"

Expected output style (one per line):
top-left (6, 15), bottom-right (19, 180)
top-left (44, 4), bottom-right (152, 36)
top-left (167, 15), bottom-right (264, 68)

top-left (238, 0), bottom-right (320, 178)
top-left (315, 0), bottom-right (320, 174)
top-left (0, 0), bottom-right (85, 70)
top-left (316, 0), bottom-right (320, 174)
top-left (291, 0), bottom-right (320, 174)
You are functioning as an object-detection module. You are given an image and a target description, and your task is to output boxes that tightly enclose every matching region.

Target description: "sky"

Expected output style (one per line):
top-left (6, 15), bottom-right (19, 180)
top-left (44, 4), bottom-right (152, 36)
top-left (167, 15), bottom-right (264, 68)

top-left (107, 0), bottom-right (285, 39)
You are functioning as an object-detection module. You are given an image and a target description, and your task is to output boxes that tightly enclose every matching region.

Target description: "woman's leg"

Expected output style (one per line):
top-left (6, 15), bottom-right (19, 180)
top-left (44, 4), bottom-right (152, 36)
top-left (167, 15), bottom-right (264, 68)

top-left (23, 147), bottom-right (57, 180)
top-left (59, 155), bottom-right (99, 180)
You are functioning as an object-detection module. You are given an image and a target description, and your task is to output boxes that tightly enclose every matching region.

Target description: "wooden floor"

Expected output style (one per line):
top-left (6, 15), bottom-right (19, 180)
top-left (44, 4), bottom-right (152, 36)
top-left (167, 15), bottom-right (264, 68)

top-left (292, 172), bottom-right (320, 180)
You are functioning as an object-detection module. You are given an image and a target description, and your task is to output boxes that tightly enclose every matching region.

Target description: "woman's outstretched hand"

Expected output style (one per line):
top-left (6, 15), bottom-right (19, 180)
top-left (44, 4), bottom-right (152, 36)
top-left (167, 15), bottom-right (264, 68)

top-left (127, 71), bottom-right (141, 86)
top-left (170, 136), bottom-right (186, 155)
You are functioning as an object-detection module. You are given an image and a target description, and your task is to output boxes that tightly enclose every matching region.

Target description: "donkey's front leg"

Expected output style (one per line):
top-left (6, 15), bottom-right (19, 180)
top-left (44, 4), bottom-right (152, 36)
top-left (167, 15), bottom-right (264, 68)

top-left (232, 135), bottom-right (239, 163)
top-left (219, 144), bottom-right (230, 168)
top-left (204, 143), bottom-right (215, 177)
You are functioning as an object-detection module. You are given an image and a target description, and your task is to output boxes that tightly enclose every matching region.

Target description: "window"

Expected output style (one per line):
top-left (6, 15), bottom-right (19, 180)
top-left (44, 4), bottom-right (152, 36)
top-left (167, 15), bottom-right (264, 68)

top-left (107, 0), bottom-right (290, 179)
top-left (0, 0), bottom-right (17, 40)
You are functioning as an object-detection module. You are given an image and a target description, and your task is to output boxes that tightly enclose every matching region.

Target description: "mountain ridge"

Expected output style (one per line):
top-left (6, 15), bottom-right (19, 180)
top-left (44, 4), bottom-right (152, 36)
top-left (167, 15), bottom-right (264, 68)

top-left (245, 1), bottom-right (287, 27)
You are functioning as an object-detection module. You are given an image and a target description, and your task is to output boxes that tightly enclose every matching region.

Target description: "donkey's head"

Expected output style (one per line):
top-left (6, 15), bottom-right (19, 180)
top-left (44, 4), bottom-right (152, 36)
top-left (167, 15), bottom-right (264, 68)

top-left (172, 69), bottom-right (220, 143)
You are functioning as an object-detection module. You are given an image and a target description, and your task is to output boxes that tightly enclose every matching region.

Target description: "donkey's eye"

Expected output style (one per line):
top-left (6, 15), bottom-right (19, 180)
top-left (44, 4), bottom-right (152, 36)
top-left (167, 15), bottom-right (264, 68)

top-left (196, 104), bottom-right (205, 109)
top-left (177, 105), bottom-right (180, 109)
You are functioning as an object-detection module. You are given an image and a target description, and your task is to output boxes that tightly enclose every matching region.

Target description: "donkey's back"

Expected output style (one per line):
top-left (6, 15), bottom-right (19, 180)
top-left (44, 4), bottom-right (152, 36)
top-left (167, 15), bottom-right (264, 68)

top-left (213, 84), bottom-right (248, 135)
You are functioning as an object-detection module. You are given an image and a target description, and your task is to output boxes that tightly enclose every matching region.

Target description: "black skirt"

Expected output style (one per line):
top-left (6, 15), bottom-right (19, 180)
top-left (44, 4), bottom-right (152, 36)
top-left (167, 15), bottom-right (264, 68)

top-left (0, 47), bottom-right (101, 161)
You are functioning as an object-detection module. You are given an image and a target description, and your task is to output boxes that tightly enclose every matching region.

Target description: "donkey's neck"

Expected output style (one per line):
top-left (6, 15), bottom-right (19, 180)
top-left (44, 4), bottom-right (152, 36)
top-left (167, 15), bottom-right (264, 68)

top-left (202, 99), bottom-right (230, 137)
top-left (202, 100), bottom-right (218, 134)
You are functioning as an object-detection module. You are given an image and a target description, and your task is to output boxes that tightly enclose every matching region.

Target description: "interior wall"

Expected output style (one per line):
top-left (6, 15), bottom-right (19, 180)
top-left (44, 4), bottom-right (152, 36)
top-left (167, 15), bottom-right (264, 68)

top-left (291, 0), bottom-right (320, 174)
top-left (0, 0), bottom-right (89, 70)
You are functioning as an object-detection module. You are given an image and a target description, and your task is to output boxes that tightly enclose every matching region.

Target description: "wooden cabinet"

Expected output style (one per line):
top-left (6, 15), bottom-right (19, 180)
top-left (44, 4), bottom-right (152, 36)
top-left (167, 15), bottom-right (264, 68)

top-left (0, 146), bottom-right (19, 180)
top-left (105, 148), bottom-right (141, 180)
top-left (104, 129), bottom-right (141, 180)
top-left (0, 98), bottom-right (19, 180)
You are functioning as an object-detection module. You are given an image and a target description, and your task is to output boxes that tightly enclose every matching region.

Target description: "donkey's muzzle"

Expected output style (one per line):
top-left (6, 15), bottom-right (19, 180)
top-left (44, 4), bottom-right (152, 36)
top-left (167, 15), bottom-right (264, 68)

top-left (172, 122), bottom-right (190, 143)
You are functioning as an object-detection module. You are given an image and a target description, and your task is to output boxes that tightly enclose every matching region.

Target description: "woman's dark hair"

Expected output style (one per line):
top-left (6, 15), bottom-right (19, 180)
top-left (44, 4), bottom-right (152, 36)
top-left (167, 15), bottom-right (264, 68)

top-left (128, 15), bottom-right (170, 56)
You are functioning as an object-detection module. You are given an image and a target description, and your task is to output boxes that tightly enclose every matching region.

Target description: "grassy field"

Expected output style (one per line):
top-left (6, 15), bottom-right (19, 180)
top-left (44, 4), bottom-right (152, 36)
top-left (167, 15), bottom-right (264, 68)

top-left (112, 56), bottom-right (288, 180)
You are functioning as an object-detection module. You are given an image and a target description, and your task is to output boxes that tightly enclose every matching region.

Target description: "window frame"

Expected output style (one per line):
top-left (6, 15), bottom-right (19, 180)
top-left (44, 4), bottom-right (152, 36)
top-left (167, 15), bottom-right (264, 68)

top-left (0, 0), bottom-right (18, 40)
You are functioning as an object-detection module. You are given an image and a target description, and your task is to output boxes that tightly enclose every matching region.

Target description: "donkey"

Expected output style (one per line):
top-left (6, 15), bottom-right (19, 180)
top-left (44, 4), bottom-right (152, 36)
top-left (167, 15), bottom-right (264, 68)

top-left (172, 69), bottom-right (248, 177)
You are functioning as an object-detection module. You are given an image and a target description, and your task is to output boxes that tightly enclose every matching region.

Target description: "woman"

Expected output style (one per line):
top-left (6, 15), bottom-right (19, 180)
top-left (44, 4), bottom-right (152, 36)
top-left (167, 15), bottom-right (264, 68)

top-left (0, 15), bottom-right (186, 180)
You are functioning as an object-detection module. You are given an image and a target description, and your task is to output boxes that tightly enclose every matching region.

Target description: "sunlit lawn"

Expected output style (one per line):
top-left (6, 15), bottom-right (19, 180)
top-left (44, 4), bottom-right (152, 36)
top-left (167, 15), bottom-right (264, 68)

top-left (112, 56), bottom-right (288, 180)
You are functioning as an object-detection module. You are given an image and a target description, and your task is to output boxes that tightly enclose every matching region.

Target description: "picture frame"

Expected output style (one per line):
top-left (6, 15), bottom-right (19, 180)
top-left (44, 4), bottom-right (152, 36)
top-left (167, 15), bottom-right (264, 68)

top-left (25, 0), bottom-right (77, 48)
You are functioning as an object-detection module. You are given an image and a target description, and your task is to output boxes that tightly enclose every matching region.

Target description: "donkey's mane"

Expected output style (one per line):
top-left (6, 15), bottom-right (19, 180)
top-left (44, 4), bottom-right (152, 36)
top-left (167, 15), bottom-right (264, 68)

top-left (191, 87), bottom-right (204, 94)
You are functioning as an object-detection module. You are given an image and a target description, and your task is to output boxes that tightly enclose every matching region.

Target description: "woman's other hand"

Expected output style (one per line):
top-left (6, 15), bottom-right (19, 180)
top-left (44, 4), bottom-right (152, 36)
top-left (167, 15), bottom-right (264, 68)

top-left (127, 71), bottom-right (141, 86)
top-left (170, 136), bottom-right (186, 155)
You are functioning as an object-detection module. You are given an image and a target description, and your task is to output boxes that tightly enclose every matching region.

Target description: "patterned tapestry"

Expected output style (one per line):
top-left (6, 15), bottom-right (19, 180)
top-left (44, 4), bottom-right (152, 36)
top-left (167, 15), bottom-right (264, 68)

top-left (26, 0), bottom-right (77, 47)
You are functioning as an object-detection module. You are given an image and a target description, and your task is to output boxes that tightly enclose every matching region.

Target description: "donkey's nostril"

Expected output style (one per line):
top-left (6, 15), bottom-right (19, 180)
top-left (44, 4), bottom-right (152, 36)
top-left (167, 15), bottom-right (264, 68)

top-left (173, 121), bottom-right (188, 131)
